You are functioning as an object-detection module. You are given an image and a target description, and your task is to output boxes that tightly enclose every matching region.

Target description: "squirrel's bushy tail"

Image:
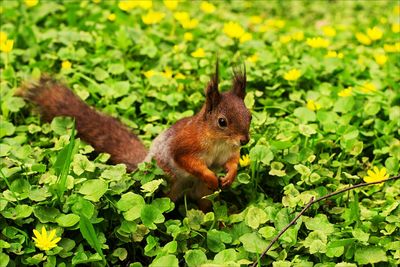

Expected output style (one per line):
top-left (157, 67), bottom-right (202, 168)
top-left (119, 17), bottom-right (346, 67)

top-left (20, 75), bottom-right (147, 171)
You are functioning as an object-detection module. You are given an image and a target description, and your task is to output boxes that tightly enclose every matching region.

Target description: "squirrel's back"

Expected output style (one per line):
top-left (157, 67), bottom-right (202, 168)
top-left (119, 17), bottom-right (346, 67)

top-left (20, 76), bottom-right (147, 171)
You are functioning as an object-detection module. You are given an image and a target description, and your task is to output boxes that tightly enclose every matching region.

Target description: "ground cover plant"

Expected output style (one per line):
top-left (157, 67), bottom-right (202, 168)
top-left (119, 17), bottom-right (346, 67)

top-left (1, 0), bottom-right (399, 266)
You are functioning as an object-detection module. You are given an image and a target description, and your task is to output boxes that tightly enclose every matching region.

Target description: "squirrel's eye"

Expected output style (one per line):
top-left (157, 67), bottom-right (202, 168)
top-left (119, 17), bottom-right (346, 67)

top-left (218, 117), bottom-right (227, 128)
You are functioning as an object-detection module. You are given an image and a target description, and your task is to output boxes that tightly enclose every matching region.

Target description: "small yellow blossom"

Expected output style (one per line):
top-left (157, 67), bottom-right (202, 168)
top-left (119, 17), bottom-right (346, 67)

top-left (180, 18), bottom-right (198, 29)
top-left (25, 0), bottom-right (39, 7)
top-left (184, 32), bottom-right (193, 41)
top-left (163, 0), bottom-right (178, 10)
top-left (291, 31), bottom-right (304, 41)
top-left (374, 53), bottom-right (387, 65)
top-left (92, 0), bottom-right (101, 3)
top-left (279, 35), bottom-right (292, 44)
top-left (107, 13), bottom-right (116, 21)
top-left (33, 227), bottom-right (61, 251)
top-left (0, 39), bottom-right (14, 53)
top-left (383, 42), bottom-right (400, 53)
top-left (367, 26), bottom-right (383, 41)
top-left (200, 1), bottom-right (216, 13)
top-left (306, 99), bottom-right (321, 111)
top-left (239, 154), bottom-right (251, 167)
top-left (173, 43), bottom-right (186, 53)
top-left (162, 67), bottom-right (173, 79)
top-left (355, 32), bottom-right (371, 45)
top-left (240, 32), bottom-right (252, 43)
top-left (174, 11), bottom-right (189, 21)
top-left (360, 82), bottom-right (376, 93)
top-left (338, 87), bottom-right (353, 97)
top-left (144, 70), bottom-right (156, 78)
top-left (326, 50), bottom-right (343, 58)
top-left (306, 37), bottom-right (330, 48)
top-left (322, 26), bottom-right (336, 37)
top-left (394, 5), bottom-right (400, 15)
top-left (0, 31), bottom-right (7, 42)
top-left (363, 166), bottom-right (389, 186)
top-left (223, 21), bottom-right (245, 39)
top-left (246, 54), bottom-right (259, 63)
top-left (142, 11), bottom-right (165, 25)
top-left (191, 48), bottom-right (205, 58)
top-left (61, 60), bottom-right (72, 70)
top-left (392, 23), bottom-right (400, 33)
top-left (283, 68), bottom-right (301, 81)
top-left (250, 15), bottom-right (262, 25)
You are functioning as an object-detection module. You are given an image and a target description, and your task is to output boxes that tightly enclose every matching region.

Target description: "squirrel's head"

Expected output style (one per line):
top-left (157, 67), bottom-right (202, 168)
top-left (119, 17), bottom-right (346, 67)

top-left (203, 60), bottom-right (251, 147)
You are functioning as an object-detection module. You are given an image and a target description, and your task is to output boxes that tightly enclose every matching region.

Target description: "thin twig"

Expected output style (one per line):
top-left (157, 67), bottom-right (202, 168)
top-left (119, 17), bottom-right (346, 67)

top-left (252, 173), bottom-right (400, 267)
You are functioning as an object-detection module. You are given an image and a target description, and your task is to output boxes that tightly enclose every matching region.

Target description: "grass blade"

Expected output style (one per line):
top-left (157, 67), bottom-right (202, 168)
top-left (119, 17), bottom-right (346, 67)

top-left (79, 214), bottom-right (106, 265)
top-left (53, 120), bottom-right (76, 200)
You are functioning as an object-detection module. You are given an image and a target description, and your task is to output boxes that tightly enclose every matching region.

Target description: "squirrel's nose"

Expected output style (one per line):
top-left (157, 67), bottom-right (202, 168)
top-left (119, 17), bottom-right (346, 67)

top-left (240, 135), bottom-right (250, 145)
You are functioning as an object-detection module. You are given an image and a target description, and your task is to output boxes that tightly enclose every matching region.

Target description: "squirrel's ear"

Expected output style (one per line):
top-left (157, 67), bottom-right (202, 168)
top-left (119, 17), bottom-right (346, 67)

top-left (205, 59), bottom-right (220, 113)
top-left (231, 63), bottom-right (246, 99)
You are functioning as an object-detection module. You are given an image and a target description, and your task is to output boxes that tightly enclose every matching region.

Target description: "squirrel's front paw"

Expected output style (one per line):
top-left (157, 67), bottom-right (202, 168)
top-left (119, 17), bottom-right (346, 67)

top-left (220, 174), bottom-right (235, 188)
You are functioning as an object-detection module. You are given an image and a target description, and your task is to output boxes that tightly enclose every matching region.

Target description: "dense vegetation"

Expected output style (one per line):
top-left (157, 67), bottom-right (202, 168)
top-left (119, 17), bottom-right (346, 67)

top-left (1, 0), bottom-right (399, 266)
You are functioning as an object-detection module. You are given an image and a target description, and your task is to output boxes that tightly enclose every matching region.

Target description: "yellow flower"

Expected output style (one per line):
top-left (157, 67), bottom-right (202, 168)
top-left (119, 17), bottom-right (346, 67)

top-left (306, 99), bottom-right (321, 111)
top-left (394, 5), bottom-right (400, 15)
top-left (61, 60), bottom-right (72, 70)
top-left (200, 1), bottom-right (216, 13)
top-left (326, 50), bottom-right (343, 58)
top-left (184, 32), bottom-right (193, 41)
top-left (174, 11), bottom-right (189, 21)
top-left (33, 227), bottom-right (61, 251)
top-left (0, 31), bottom-right (7, 42)
top-left (0, 39), bottom-right (14, 53)
top-left (291, 31), bottom-right (304, 41)
top-left (338, 87), bottom-right (353, 97)
top-left (180, 18), bottom-right (198, 29)
top-left (392, 23), bottom-right (400, 33)
top-left (239, 154), bottom-right (250, 167)
top-left (363, 166), bottom-right (389, 186)
top-left (306, 37), bottom-right (330, 48)
top-left (374, 53), bottom-right (387, 66)
top-left (223, 21), bottom-right (245, 39)
top-left (162, 67), bottom-right (173, 79)
top-left (322, 26), bottom-right (336, 37)
top-left (250, 15), bottom-right (262, 25)
top-left (266, 19), bottom-right (285, 29)
top-left (355, 32), bottom-right (371, 45)
top-left (246, 54), bottom-right (258, 63)
top-left (366, 26), bottom-right (383, 41)
top-left (92, 0), bottom-right (101, 3)
top-left (163, 0), bottom-right (178, 10)
top-left (360, 82), bottom-right (376, 93)
top-left (383, 42), bottom-right (400, 53)
top-left (191, 48), bottom-right (205, 58)
top-left (142, 11), bottom-right (165, 25)
top-left (138, 0), bottom-right (152, 9)
top-left (239, 32), bottom-right (252, 43)
top-left (279, 35), bottom-right (292, 44)
top-left (25, 0), bottom-right (39, 7)
top-left (143, 70), bottom-right (156, 78)
top-left (283, 68), bottom-right (301, 81)
top-left (107, 13), bottom-right (116, 21)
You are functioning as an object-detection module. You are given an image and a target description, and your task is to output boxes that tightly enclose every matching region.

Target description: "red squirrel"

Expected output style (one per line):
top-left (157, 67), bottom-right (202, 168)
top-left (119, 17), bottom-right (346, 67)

top-left (20, 61), bottom-right (251, 209)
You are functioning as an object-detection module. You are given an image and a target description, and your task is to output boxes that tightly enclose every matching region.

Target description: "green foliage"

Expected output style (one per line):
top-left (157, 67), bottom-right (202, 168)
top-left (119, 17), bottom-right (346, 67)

top-left (1, 0), bottom-right (399, 266)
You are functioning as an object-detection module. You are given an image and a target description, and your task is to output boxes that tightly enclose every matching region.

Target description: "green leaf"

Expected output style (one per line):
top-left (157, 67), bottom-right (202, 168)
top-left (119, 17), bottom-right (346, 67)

top-left (141, 179), bottom-right (163, 197)
top-left (245, 206), bottom-right (268, 229)
top-left (294, 107), bottom-right (316, 122)
top-left (150, 255), bottom-right (178, 267)
top-left (303, 230), bottom-right (327, 254)
top-left (184, 249), bottom-right (207, 267)
top-left (79, 215), bottom-right (105, 264)
top-left (56, 214), bottom-right (80, 227)
top-left (249, 145), bottom-right (274, 165)
top-left (239, 232), bottom-right (269, 254)
top-left (94, 67), bottom-right (109, 81)
top-left (79, 179), bottom-right (108, 202)
top-left (0, 120), bottom-right (15, 138)
top-left (303, 214), bottom-right (335, 234)
top-left (354, 246), bottom-right (387, 265)
top-left (140, 204), bottom-right (165, 229)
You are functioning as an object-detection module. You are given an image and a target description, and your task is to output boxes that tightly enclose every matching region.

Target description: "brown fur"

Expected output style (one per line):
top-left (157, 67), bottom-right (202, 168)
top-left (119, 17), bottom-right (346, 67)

top-left (19, 76), bottom-right (147, 171)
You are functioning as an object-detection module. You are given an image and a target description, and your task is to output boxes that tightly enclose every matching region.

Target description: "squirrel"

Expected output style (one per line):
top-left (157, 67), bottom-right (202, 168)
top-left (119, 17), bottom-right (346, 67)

top-left (20, 61), bottom-right (251, 210)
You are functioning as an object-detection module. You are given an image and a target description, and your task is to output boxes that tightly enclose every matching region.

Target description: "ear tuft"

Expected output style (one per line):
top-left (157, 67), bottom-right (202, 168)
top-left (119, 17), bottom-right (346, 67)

top-left (205, 58), bottom-right (220, 113)
top-left (232, 63), bottom-right (246, 99)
